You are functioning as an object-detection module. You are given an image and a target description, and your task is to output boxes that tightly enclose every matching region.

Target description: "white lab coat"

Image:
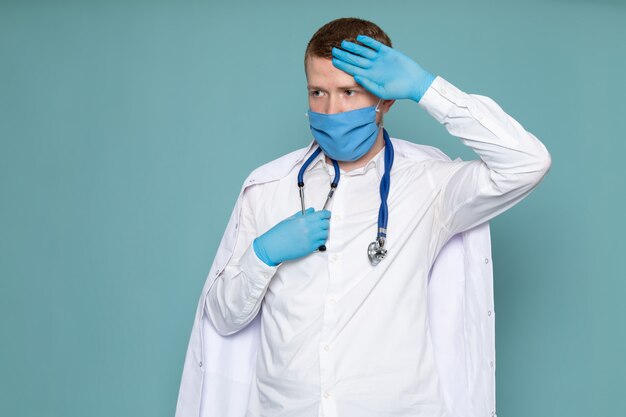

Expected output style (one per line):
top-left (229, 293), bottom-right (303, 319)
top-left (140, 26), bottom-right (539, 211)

top-left (175, 137), bottom-right (497, 417)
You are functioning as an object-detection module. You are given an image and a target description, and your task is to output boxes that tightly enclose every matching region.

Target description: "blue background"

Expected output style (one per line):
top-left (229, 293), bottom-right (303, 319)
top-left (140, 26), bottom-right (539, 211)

top-left (1, 0), bottom-right (624, 415)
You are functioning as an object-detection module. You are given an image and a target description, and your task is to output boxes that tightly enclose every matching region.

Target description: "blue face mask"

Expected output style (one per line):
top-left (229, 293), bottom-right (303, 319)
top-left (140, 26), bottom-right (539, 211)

top-left (305, 99), bottom-right (383, 162)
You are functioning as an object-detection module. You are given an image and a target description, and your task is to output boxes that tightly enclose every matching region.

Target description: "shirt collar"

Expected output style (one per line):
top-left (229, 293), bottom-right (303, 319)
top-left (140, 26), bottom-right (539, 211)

top-left (301, 141), bottom-right (387, 181)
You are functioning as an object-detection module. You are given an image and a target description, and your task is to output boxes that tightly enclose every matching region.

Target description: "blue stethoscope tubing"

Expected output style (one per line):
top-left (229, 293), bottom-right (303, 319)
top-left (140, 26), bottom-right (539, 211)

top-left (297, 127), bottom-right (394, 264)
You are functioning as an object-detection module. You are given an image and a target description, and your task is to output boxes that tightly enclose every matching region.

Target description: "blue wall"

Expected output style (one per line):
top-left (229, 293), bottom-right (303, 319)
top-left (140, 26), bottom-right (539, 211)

top-left (1, 0), bottom-right (624, 415)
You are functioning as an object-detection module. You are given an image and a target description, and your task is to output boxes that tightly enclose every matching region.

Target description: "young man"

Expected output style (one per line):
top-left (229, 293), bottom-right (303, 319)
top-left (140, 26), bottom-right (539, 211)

top-left (176, 17), bottom-right (551, 417)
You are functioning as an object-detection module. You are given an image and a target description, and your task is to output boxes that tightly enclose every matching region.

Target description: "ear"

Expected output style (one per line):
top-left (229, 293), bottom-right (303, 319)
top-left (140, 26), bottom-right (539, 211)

top-left (381, 99), bottom-right (396, 113)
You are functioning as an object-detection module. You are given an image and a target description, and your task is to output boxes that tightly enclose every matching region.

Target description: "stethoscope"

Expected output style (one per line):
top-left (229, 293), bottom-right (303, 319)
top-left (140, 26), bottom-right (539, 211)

top-left (297, 127), bottom-right (394, 266)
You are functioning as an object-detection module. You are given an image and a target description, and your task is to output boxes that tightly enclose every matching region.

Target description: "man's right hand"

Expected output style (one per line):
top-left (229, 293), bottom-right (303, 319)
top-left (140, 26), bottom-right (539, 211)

top-left (253, 207), bottom-right (331, 266)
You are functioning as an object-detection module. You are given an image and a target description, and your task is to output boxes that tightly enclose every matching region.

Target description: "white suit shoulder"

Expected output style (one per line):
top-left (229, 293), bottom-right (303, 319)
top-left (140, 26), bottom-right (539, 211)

top-left (391, 137), bottom-right (453, 163)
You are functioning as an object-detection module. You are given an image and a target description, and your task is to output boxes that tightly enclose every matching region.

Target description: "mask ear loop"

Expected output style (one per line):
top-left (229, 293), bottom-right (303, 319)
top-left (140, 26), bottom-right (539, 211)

top-left (375, 98), bottom-right (383, 128)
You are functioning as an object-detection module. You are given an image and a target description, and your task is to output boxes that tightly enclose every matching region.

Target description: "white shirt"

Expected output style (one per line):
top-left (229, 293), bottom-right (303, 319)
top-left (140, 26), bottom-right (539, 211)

top-left (204, 76), bottom-right (551, 417)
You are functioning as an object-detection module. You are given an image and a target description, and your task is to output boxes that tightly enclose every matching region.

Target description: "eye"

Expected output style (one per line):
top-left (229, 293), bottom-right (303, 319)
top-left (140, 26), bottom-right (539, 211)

top-left (309, 90), bottom-right (323, 97)
top-left (345, 89), bottom-right (356, 96)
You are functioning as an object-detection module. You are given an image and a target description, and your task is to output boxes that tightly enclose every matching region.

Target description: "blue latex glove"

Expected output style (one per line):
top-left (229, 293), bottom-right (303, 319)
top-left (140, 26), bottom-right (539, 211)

top-left (253, 207), bottom-right (331, 267)
top-left (331, 34), bottom-right (436, 103)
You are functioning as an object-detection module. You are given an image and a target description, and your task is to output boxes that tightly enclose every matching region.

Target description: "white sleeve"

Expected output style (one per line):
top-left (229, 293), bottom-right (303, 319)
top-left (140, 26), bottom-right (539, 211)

top-left (204, 184), bottom-right (279, 336)
top-left (418, 76), bottom-right (552, 239)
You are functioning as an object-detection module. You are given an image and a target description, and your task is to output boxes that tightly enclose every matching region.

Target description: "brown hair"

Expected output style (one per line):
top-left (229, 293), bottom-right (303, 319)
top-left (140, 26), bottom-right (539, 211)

top-left (304, 17), bottom-right (393, 76)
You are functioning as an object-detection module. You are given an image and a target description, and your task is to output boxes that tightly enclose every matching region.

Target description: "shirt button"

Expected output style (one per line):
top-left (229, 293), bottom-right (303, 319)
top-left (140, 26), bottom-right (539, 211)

top-left (323, 391), bottom-right (331, 399)
top-left (490, 361), bottom-right (494, 367)
top-left (329, 297), bottom-right (337, 305)
top-left (324, 345), bottom-right (330, 351)
top-left (330, 254), bottom-right (339, 262)
top-left (488, 310), bottom-right (492, 316)
top-left (485, 257), bottom-right (489, 264)
top-left (441, 87), bottom-right (447, 95)
top-left (478, 114), bottom-right (484, 121)
top-left (335, 214), bottom-right (342, 221)
top-left (198, 361), bottom-right (203, 367)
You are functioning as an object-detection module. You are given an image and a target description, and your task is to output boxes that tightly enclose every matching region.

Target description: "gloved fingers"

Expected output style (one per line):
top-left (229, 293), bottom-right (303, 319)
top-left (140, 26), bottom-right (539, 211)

top-left (302, 216), bottom-right (329, 232)
top-left (312, 239), bottom-right (326, 249)
top-left (314, 229), bottom-right (329, 242)
top-left (331, 57), bottom-right (368, 78)
top-left (313, 209), bottom-right (332, 220)
top-left (353, 75), bottom-right (384, 99)
top-left (291, 207), bottom-right (315, 218)
top-left (332, 47), bottom-right (372, 69)
top-left (339, 40), bottom-right (378, 60)
top-left (355, 34), bottom-right (386, 52)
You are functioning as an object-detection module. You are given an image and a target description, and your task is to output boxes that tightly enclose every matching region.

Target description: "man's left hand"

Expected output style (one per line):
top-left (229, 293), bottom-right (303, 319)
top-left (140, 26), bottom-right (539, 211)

top-left (331, 34), bottom-right (436, 103)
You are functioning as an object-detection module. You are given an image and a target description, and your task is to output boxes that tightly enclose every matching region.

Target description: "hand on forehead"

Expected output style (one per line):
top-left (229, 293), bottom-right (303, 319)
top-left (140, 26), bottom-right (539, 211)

top-left (330, 34), bottom-right (435, 103)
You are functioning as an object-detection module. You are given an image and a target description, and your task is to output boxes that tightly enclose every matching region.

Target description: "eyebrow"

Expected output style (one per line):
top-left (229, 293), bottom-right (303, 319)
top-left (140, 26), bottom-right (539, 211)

top-left (307, 84), bottom-right (362, 91)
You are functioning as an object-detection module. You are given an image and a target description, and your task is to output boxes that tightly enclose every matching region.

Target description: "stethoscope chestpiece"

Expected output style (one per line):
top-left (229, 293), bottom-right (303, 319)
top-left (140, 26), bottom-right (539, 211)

top-left (367, 236), bottom-right (387, 266)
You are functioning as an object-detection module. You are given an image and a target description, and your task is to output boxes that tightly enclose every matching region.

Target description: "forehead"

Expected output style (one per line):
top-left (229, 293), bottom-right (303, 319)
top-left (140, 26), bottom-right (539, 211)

top-left (306, 56), bottom-right (358, 89)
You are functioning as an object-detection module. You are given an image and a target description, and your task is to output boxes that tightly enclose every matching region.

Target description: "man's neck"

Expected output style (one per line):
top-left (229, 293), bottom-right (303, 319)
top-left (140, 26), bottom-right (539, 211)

top-left (324, 129), bottom-right (385, 172)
